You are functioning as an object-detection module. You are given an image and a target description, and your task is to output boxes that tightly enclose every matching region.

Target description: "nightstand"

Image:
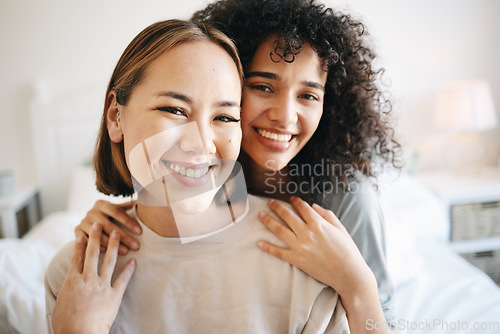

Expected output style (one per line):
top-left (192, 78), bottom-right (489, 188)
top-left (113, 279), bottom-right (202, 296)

top-left (0, 185), bottom-right (42, 238)
top-left (418, 169), bottom-right (500, 283)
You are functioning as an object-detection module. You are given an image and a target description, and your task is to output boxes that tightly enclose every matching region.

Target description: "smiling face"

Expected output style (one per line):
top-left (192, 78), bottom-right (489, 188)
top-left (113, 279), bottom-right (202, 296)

top-left (108, 40), bottom-right (242, 215)
top-left (241, 37), bottom-right (327, 171)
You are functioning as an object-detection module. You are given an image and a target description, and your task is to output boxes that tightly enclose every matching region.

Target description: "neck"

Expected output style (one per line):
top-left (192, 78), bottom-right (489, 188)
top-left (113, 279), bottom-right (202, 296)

top-left (239, 150), bottom-right (293, 202)
top-left (136, 196), bottom-right (241, 238)
top-left (136, 204), bottom-right (179, 237)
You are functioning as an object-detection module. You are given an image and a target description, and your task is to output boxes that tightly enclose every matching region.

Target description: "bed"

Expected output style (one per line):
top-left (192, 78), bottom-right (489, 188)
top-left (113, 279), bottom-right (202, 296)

top-left (1, 85), bottom-right (500, 333)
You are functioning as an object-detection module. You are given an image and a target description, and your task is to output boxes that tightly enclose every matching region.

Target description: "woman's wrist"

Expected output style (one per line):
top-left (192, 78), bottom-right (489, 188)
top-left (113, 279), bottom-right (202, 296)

top-left (341, 268), bottom-right (378, 305)
top-left (334, 260), bottom-right (377, 298)
top-left (337, 268), bottom-right (391, 333)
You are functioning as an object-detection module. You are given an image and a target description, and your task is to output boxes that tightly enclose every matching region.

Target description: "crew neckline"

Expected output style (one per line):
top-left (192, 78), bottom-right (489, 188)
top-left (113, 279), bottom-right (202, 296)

top-left (128, 196), bottom-right (254, 257)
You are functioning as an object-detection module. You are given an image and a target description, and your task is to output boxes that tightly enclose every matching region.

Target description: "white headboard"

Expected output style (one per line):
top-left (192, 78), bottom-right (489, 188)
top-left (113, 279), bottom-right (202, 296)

top-left (30, 82), bottom-right (106, 216)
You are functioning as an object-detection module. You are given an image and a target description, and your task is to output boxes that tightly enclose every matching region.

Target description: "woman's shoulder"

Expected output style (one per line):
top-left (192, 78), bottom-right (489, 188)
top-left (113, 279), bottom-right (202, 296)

top-left (45, 240), bottom-right (75, 292)
top-left (326, 177), bottom-right (381, 210)
top-left (322, 176), bottom-right (385, 233)
top-left (47, 241), bottom-right (75, 269)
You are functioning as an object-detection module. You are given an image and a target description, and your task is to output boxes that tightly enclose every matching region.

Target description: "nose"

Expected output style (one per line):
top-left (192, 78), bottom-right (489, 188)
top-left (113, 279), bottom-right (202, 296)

top-left (179, 121), bottom-right (216, 156)
top-left (267, 93), bottom-right (298, 126)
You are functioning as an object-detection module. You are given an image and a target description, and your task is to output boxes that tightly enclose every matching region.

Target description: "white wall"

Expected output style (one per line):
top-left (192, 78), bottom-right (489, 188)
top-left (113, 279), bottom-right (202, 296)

top-left (0, 0), bottom-right (212, 186)
top-left (1, 0), bottom-right (499, 197)
top-left (337, 0), bottom-right (500, 170)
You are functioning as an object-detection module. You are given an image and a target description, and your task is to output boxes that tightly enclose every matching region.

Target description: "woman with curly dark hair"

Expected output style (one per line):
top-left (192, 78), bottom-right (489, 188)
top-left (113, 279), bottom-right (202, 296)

top-left (74, 0), bottom-right (400, 331)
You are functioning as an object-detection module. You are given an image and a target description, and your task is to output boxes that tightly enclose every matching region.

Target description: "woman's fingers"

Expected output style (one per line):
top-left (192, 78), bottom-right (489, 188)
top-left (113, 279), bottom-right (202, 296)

top-left (266, 198), bottom-right (304, 233)
top-left (258, 211), bottom-right (296, 244)
top-left (96, 224), bottom-right (135, 256)
top-left (97, 225), bottom-right (138, 256)
top-left (257, 240), bottom-right (293, 263)
top-left (113, 258), bottom-right (136, 295)
top-left (115, 230), bottom-right (140, 255)
top-left (76, 213), bottom-right (111, 248)
top-left (101, 230), bottom-right (136, 297)
top-left (76, 200), bottom-right (141, 254)
top-left (311, 203), bottom-right (345, 230)
top-left (288, 196), bottom-right (324, 226)
top-left (117, 200), bottom-right (136, 211)
top-left (83, 223), bottom-right (104, 276)
top-left (52, 223), bottom-right (136, 334)
top-left (75, 222), bottom-right (136, 288)
top-left (68, 236), bottom-right (87, 275)
top-left (96, 200), bottom-right (142, 235)
top-left (74, 228), bottom-right (89, 243)
top-left (100, 230), bottom-right (121, 281)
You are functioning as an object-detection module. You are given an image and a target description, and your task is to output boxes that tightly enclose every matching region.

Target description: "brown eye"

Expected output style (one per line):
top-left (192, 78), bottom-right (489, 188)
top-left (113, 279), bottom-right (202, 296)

top-left (157, 106), bottom-right (186, 116)
top-left (251, 85), bottom-right (273, 93)
top-left (214, 115), bottom-right (241, 123)
top-left (299, 93), bottom-right (319, 101)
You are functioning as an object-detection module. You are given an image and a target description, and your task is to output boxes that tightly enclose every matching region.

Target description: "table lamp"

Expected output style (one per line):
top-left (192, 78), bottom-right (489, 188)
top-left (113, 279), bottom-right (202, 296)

top-left (434, 79), bottom-right (498, 173)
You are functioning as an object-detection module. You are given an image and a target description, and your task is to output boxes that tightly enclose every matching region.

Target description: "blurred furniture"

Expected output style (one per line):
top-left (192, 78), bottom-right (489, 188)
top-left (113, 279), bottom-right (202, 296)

top-left (418, 169), bottom-right (500, 283)
top-left (0, 185), bottom-right (41, 238)
top-left (0, 170), bottom-right (15, 196)
top-left (434, 79), bottom-right (498, 173)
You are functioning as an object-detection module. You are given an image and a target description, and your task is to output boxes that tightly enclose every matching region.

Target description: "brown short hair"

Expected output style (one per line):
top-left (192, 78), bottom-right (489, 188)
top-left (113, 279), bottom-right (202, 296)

top-left (94, 19), bottom-right (243, 196)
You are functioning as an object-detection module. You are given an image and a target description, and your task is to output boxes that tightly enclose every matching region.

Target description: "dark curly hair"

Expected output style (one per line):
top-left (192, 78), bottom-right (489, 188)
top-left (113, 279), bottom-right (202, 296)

top-left (192, 0), bottom-right (402, 202)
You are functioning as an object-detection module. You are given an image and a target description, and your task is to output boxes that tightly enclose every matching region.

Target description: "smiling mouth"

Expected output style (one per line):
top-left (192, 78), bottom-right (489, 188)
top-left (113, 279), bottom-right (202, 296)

top-left (256, 128), bottom-right (294, 142)
top-left (164, 162), bottom-right (212, 179)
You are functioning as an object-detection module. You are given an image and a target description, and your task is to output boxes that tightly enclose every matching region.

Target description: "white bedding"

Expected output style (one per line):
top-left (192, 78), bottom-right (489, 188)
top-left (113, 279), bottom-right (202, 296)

top-left (380, 174), bottom-right (500, 333)
top-left (394, 243), bottom-right (500, 332)
top-left (1, 173), bottom-right (499, 333)
top-left (0, 212), bottom-right (81, 334)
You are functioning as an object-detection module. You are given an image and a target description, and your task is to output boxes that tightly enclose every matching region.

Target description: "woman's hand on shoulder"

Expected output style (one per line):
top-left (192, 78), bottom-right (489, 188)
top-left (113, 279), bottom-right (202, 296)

top-left (257, 196), bottom-right (375, 296)
top-left (75, 200), bottom-right (142, 255)
top-left (257, 196), bottom-right (392, 333)
top-left (52, 223), bottom-right (136, 334)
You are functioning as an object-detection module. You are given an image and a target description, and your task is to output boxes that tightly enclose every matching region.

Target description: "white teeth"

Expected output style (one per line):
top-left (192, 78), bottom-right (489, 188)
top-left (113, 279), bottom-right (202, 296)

top-left (168, 163), bottom-right (210, 179)
top-left (257, 129), bottom-right (292, 142)
top-left (194, 169), bottom-right (201, 178)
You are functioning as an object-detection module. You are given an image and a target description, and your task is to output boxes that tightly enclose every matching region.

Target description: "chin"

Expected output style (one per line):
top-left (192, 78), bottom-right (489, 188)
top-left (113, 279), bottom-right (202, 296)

top-left (257, 156), bottom-right (289, 172)
top-left (170, 187), bottom-right (219, 216)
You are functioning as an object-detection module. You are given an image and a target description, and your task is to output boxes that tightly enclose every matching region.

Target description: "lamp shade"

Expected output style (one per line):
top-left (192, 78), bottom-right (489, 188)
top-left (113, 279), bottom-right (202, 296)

top-left (434, 80), bottom-right (498, 132)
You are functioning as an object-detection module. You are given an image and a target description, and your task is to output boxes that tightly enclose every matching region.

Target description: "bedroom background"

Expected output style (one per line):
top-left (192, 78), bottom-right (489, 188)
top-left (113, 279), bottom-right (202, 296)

top-left (1, 1), bottom-right (500, 333)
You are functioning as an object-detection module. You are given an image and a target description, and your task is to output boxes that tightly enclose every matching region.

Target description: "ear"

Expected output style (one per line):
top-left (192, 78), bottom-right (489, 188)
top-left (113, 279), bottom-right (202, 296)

top-left (106, 91), bottom-right (123, 143)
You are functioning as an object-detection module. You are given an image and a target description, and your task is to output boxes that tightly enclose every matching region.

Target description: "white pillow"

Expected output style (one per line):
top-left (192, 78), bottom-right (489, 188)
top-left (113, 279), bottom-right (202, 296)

top-left (379, 174), bottom-right (449, 286)
top-left (0, 212), bottom-right (81, 334)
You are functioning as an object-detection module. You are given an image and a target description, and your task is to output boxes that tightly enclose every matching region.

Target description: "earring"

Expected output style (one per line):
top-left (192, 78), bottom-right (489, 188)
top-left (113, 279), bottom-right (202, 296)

top-left (116, 111), bottom-right (120, 122)
top-left (114, 101), bottom-right (117, 106)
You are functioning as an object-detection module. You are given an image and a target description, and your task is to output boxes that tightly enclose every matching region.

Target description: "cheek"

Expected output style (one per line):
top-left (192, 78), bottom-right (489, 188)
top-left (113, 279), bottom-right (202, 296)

top-left (217, 127), bottom-right (242, 160)
top-left (240, 108), bottom-right (253, 131)
top-left (122, 132), bottom-right (140, 168)
top-left (240, 121), bottom-right (252, 141)
top-left (241, 95), bottom-right (264, 126)
top-left (122, 120), bottom-right (178, 174)
top-left (303, 109), bottom-right (323, 139)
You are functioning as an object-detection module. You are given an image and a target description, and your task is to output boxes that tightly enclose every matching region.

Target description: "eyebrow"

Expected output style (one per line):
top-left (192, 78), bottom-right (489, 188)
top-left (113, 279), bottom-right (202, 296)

top-left (245, 71), bottom-right (325, 92)
top-left (301, 81), bottom-right (325, 92)
top-left (217, 101), bottom-right (240, 108)
top-left (155, 91), bottom-right (239, 108)
top-left (156, 91), bottom-right (192, 103)
top-left (245, 71), bottom-right (278, 80)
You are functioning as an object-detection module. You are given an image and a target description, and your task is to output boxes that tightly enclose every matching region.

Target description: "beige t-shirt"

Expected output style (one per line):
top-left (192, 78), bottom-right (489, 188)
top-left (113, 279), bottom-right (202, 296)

top-left (45, 195), bottom-right (349, 333)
